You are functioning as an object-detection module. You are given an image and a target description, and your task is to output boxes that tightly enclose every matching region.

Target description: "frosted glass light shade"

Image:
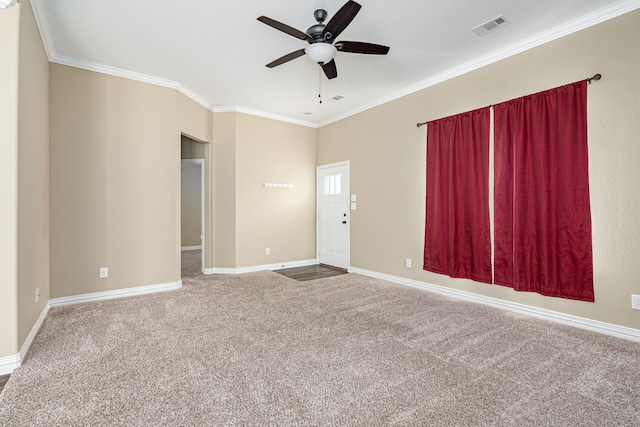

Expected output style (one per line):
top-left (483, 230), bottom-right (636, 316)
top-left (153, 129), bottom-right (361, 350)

top-left (305, 43), bottom-right (337, 64)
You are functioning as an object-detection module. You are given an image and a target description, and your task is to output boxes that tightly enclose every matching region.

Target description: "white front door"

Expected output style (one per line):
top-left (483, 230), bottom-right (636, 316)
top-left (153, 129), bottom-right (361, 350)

top-left (317, 162), bottom-right (350, 270)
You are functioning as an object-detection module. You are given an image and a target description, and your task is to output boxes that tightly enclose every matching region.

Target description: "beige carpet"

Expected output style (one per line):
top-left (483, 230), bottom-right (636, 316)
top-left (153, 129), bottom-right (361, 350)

top-left (1, 252), bottom-right (639, 426)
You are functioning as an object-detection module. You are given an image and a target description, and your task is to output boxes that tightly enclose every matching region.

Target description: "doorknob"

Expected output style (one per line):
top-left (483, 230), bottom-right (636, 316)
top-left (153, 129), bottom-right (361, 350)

top-left (342, 220), bottom-right (347, 224)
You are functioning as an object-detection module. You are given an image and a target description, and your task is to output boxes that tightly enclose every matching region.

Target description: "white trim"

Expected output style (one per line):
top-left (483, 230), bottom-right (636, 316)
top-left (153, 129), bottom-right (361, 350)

top-left (0, 0), bottom-right (17, 10)
top-left (315, 0), bottom-right (640, 127)
top-left (203, 259), bottom-right (318, 275)
top-left (349, 267), bottom-right (640, 342)
top-left (212, 106), bottom-right (317, 129)
top-left (181, 246), bottom-right (202, 251)
top-left (19, 301), bottom-right (50, 363)
top-left (0, 354), bottom-right (20, 376)
top-left (29, 0), bottom-right (640, 128)
top-left (316, 161), bottom-right (351, 270)
top-left (48, 54), bottom-right (214, 113)
top-left (30, 0), bottom-right (55, 60)
top-left (52, 54), bottom-right (180, 92)
top-left (50, 280), bottom-right (182, 308)
top-left (316, 160), bottom-right (351, 170)
top-left (1, 281), bottom-right (181, 375)
top-left (0, 302), bottom-right (51, 375)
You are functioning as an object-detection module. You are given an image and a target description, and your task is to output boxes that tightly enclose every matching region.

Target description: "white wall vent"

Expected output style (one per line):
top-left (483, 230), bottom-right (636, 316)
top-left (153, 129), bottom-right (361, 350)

top-left (472, 15), bottom-right (510, 37)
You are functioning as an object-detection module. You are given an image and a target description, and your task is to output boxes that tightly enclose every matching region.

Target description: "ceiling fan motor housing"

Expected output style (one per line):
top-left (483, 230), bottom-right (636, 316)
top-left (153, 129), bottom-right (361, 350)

top-left (307, 23), bottom-right (326, 40)
top-left (308, 9), bottom-right (329, 41)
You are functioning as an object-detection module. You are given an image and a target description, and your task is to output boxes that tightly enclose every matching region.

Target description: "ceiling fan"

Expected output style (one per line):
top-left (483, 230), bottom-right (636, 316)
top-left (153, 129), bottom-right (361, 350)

top-left (257, 0), bottom-right (390, 80)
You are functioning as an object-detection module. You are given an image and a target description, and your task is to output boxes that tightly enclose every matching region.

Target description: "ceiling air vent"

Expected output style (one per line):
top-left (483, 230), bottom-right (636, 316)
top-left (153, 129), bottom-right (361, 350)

top-left (472, 15), bottom-right (510, 37)
top-left (330, 95), bottom-right (345, 102)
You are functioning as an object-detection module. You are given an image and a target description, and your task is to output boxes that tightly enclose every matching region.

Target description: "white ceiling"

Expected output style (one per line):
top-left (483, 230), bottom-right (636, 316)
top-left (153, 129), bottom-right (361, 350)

top-left (32, 0), bottom-right (639, 127)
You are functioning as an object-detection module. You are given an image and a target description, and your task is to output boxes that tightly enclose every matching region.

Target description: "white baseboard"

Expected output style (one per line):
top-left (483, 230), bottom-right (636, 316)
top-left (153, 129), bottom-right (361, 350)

top-left (204, 259), bottom-right (318, 275)
top-left (0, 353), bottom-right (20, 376)
top-left (181, 246), bottom-right (202, 252)
top-left (0, 280), bottom-right (183, 375)
top-left (349, 267), bottom-right (640, 342)
top-left (20, 301), bottom-right (50, 363)
top-left (50, 280), bottom-right (182, 308)
top-left (0, 301), bottom-right (50, 376)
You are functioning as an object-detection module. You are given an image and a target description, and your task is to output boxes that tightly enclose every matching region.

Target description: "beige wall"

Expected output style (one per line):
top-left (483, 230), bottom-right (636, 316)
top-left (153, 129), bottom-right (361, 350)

top-left (50, 64), bottom-right (215, 298)
top-left (176, 99), bottom-right (212, 268)
top-left (17, 0), bottom-right (50, 347)
top-left (176, 92), bottom-right (212, 144)
top-left (236, 113), bottom-right (317, 267)
top-left (210, 112), bottom-right (317, 269)
top-left (318, 10), bottom-right (640, 330)
top-left (50, 65), bottom-right (182, 297)
top-left (211, 112), bottom-right (238, 268)
top-left (0, 4), bottom-right (20, 358)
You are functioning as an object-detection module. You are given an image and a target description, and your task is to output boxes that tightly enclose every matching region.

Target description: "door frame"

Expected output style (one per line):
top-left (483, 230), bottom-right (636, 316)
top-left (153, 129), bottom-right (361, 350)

top-left (181, 159), bottom-right (205, 272)
top-left (316, 160), bottom-right (350, 270)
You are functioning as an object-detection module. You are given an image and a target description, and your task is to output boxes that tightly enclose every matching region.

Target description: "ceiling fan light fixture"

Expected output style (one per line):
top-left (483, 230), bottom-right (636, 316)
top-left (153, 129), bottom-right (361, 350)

top-left (305, 43), bottom-right (337, 65)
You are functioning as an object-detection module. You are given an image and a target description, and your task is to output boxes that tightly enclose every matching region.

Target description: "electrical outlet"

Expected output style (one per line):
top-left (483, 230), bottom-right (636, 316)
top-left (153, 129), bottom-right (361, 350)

top-left (265, 248), bottom-right (270, 256)
top-left (405, 258), bottom-right (412, 268)
top-left (35, 287), bottom-right (40, 303)
top-left (100, 267), bottom-right (109, 278)
top-left (632, 294), bottom-right (640, 310)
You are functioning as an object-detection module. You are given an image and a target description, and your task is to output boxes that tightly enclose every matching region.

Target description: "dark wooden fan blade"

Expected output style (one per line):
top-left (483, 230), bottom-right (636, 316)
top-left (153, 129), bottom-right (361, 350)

top-left (322, 1), bottom-right (361, 41)
top-left (266, 49), bottom-right (307, 68)
top-left (322, 59), bottom-right (338, 79)
top-left (336, 41), bottom-right (390, 55)
top-left (257, 16), bottom-right (312, 42)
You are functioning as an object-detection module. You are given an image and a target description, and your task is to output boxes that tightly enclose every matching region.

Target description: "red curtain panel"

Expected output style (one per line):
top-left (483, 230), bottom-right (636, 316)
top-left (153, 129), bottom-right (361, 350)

top-left (424, 107), bottom-right (492, 284)
top-left (494, 81), bottom-right (594, 301)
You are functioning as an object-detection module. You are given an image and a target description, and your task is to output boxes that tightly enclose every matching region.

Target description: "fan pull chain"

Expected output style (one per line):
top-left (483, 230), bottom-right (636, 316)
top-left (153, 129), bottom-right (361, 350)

top-left (318, 66), bottom-right (323, 104)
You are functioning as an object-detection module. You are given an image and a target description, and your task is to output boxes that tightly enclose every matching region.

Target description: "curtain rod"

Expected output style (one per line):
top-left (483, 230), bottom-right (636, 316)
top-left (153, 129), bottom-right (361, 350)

top-left (416, 74), bottom-right (602, 128)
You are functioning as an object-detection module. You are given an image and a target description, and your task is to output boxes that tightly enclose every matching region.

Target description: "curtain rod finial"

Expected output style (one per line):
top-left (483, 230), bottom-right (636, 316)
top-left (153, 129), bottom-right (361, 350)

top-left (587, 73), bottom-right (602, 84)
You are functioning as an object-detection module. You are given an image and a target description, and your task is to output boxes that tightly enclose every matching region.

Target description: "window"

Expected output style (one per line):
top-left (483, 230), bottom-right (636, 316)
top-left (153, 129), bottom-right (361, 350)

top-left (324, 174), bottom-right (341, 195)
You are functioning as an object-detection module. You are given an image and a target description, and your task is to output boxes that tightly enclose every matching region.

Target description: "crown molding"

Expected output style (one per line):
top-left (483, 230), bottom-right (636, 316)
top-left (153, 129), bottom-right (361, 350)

top-left (0, 0), bottom-right (17, 9)
top-left (30, 0), bottom-right (54, 59)
top-left (316, 0), bottom-right (640, 127)
top-left (29, 0), bottom-right (640, 129)
top-left (52, 53), bottom-right (179, 89)
top-left (212, 106), bottom-right (318, 128)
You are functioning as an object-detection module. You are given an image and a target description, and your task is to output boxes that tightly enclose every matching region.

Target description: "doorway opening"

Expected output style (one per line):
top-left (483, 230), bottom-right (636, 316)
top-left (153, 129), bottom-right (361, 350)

top-left (181, 136), bottom-right (206, 276)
